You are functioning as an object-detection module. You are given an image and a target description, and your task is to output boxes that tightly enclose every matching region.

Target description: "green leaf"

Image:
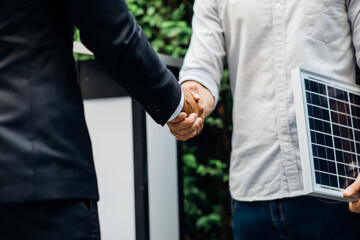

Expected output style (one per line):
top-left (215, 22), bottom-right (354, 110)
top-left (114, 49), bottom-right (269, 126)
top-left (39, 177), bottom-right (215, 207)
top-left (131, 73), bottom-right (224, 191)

top-left (183, 153), bottom-right (197, 169)
top-left (196, 213), bottom-right (221, 232)
top-left (147, 6), bottom-right (156, 15)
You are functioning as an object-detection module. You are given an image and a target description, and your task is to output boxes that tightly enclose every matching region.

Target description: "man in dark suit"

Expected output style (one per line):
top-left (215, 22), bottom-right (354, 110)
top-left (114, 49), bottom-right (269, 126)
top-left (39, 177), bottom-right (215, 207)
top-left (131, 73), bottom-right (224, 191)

top-left (0, 0), bottom-right (203, 239)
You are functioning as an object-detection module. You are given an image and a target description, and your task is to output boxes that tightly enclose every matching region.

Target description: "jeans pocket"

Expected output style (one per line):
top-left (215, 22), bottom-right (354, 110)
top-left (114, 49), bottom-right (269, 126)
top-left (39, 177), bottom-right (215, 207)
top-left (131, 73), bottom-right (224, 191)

top-left (306, 0), bottom-right (346, 44)
top-left (231, 198), bottom-right (239, 215)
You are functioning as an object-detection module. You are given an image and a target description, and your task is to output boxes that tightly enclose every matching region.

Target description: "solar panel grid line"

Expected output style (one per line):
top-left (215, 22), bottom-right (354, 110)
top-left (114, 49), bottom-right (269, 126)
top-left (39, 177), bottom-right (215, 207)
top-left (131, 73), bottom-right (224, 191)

top-left (307, 90), bottom-right (350, 107)
top-left (308, 116), bottom-right (330, 124)
top-left (311, 140), bottom-right (356, 155)
top-left (347, 90), bottom-right (360, 184)
top-left (310, 129), bottom-right (332, 137)
top-left (324, 83), bottom-right (341, 189)
top-left (312, 143), bottom-right (358, 161)
top-left (307, 102), bottom-right (331, 112)
top-left (305, 88), bottom-right (353, 104)
top-left (307, 115), bottom-right (355, 135)
top-left (314, 169), bottom-right (355, 179)
top-left (312, 155), bottom-right (359, 170)
top-left (350, 100), bottom-right (360, 109)
top-left (329, 109), bottom-right (352, 119)
top-left (331, 123), bottom-right (354, 140)
top-left (313, 157), bottom-right (358, 178)
top-left (328, 96), bottom-right (350, 105)
top-left (333, 136), bottom-right (355, 152)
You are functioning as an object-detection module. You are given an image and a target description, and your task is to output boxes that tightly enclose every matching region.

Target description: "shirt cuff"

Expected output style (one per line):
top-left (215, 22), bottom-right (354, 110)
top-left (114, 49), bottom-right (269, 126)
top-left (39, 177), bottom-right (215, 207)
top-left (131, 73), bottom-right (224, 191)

top-left (167, 89), bottom-right (184, 122)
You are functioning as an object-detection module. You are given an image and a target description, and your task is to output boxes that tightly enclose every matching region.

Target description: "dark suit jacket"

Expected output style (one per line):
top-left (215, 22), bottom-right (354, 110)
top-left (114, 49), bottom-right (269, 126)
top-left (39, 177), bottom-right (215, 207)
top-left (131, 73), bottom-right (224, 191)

top-left (0, 0), bottom-right (181, 202)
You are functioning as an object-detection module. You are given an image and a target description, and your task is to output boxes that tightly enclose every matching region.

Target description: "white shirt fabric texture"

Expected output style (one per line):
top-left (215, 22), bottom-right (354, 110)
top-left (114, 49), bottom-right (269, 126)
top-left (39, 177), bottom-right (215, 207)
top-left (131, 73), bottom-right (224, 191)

top-left (179, 0), bottom-right (360, 201)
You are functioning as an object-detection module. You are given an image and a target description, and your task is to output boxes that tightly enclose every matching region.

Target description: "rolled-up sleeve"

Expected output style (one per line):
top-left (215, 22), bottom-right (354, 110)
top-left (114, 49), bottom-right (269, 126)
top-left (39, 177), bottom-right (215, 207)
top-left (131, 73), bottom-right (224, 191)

top-left (348, 0), bottom-right (360, 67)
top-left (179, 0), bottom-right (226, 106)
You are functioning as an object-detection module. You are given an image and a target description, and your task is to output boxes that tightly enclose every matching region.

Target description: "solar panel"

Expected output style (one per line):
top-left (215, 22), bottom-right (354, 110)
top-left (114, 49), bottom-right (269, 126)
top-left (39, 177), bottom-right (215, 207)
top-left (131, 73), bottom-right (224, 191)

top-left (292, 68), bottom-right (360, 202)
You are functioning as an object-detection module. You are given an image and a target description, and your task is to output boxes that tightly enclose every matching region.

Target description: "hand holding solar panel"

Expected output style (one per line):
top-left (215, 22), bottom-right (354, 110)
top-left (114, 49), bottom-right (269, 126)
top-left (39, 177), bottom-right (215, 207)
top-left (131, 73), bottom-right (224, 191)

top-left (292, 68), bottom-right (360, 202)
top-left (344, 175), bottom-right (360, 212)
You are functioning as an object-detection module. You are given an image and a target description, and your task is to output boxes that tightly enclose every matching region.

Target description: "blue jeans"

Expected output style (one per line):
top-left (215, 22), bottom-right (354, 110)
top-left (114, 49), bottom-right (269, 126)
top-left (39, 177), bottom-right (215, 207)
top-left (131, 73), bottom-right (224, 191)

top-left (232, 196), bottom-right (360, 240)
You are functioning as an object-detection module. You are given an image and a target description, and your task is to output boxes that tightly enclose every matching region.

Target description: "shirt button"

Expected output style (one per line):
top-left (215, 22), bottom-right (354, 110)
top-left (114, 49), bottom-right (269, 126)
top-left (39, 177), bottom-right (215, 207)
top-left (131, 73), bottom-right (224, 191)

top-left (274, 3), bottom-right (282, 9)
top-left (276, 36), bottom-right (282, 42)
top-left (278, 68), bottom-right (284, 75)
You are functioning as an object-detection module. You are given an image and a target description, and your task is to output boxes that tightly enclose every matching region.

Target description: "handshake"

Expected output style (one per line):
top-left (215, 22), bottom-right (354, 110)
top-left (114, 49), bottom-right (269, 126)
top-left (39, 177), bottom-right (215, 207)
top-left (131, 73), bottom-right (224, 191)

top-left (167, 81), bottom-right (214, 141)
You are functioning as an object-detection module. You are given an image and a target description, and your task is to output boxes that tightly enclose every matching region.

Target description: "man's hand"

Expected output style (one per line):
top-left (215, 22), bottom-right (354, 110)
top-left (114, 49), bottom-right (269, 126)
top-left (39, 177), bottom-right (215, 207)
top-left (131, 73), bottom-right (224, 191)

top-left (181, 84), bottom-right (204, 118)
top-left (168, 112), bottom-right (203, 141)
top-left (167, 81), bottom-right (214, 141)
top-left (344, 175), bottom-right (360, 213)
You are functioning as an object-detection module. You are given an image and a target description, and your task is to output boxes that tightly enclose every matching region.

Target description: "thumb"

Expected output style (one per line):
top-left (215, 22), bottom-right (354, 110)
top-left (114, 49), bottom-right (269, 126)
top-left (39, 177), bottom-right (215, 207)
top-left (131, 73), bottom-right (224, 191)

top-left (344, 175), bottom-right (360, 197)
top-left (186, 85), bottom-right (201, 101)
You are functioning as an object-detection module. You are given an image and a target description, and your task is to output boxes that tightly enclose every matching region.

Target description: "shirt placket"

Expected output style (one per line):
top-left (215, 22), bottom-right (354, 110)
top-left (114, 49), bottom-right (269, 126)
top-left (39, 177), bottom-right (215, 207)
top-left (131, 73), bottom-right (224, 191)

top-left (272, 0), bottom-right (301, 195)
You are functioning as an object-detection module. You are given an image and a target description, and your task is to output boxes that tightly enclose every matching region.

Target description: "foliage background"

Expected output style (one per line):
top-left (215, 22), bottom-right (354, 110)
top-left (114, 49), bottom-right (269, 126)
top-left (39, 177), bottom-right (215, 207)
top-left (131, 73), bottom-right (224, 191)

top-left (74, 0), bottom-right (234, 239)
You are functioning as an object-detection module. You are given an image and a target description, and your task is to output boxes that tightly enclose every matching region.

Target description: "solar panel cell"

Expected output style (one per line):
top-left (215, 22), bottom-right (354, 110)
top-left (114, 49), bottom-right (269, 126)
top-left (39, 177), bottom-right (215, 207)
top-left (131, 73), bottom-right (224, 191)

top-left (335, 150), bottom-right (356, 164)
top-left (329, 99), bottom-right (350, 114)
top-left (308, 105), bottom-right (330, 121)
top-left (350, 93), bottom-right (360, 105)
top-left (334, 137), bottom-right (355, 152)
top-left (330, 112), bottom-right (351, 126)
top-left (332, 125), bottom-right (353, 139)
top-left (328, 86), bottom-right (348, 102)
top-left (339, 177), bottom-right (355, 189)
top-left (309, 118), bottom-right (332, 134)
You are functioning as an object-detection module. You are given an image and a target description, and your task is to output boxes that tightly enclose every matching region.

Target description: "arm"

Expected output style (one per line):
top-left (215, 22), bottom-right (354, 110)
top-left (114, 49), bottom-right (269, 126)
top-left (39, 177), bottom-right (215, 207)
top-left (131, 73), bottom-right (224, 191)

top-left (65, 0), bottom-right (201, 125)
top-left (167, 0), bottom-right (226, 140)
top-left (343, 0), bottom-right (360, 212)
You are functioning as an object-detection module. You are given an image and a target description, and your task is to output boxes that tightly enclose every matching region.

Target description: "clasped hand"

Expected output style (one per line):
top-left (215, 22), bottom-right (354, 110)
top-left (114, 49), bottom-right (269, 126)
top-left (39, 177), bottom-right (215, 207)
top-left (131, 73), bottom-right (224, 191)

top-left (167, 81), bottom-right (214, 141)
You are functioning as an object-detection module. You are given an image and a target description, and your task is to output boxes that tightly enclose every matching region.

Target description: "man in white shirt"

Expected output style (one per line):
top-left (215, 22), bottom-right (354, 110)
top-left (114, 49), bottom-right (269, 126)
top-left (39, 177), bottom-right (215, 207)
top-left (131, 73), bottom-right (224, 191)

top-left (168, 0), bottom-right (360, 239)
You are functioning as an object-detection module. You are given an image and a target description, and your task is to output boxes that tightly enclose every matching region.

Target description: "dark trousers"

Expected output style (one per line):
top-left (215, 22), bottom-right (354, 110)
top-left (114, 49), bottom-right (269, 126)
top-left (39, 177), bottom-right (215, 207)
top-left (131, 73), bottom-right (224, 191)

top-left (232, 196), bottom-right (360, 240)
top-left (0, 199), bottom-right (101, 240)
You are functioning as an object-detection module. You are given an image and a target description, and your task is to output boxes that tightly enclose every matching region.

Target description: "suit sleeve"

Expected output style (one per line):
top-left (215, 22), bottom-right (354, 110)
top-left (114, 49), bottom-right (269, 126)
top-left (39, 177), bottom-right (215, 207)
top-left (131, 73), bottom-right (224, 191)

top-left (65, 0), bottom-right (181, 125)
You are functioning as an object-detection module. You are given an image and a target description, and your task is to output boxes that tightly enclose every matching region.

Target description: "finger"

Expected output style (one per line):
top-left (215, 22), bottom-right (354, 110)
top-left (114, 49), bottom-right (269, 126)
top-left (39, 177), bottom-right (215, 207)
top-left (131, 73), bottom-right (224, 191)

top-left (167, 113), bottom-right (198, 130)
top-left (344, 174), bottom-right (360, 197)
top-left (186, 85), bottom-right (201, 101)
top-left (172, 119), bottom-right (201, 136)
top-left (168, 112), bottom-right (187, 123)
top-left (349, 201), bottom-right (360, 213)
top-left (170, 128), bottom-right (199, 141)
top-left (193, 117), bottom-right (203, 133)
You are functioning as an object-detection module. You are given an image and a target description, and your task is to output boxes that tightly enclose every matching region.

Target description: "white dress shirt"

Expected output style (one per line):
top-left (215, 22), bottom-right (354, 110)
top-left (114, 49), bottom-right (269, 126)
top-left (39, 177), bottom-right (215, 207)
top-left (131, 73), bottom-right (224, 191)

top-left (179, 0), bottom-right (360, 201)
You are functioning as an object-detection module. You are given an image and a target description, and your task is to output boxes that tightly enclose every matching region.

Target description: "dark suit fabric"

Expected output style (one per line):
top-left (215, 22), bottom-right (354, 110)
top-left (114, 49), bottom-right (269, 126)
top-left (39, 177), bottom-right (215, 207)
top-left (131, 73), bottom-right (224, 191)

top-left (0, 0), bottom-right (181, 202)
top-left (0, 200), bottom-right (101, 240)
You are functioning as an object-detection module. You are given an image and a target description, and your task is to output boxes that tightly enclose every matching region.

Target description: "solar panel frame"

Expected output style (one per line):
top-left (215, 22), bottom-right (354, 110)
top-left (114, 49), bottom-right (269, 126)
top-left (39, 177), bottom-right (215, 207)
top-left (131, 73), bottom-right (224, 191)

top-left (292, 68), bottom-right (360, 202)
